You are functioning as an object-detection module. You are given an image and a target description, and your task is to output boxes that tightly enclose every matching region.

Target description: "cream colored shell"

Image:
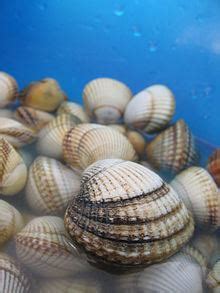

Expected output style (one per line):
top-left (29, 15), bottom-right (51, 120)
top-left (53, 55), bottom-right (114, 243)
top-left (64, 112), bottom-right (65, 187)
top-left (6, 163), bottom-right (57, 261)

top-left (0, 72), bottom-right (18, 108)
top-left (57, 101), bottom-right (89, 123)
top-left (206, 260), bottom-right (220, 291)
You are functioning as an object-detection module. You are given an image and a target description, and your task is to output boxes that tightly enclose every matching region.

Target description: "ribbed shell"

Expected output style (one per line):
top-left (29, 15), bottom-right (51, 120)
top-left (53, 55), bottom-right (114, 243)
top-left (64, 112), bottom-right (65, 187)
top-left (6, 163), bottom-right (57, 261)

top-left (171, 167), bottom-right (220, 230)
top-left (0, 253), bottom-right (32, 293)
top-left (207, 149), bottom-right (220, 187)
top-left (0, 138), bottom-right (27, 196)
top-left (26, 156), bottom-right (81, 215)
top-left (57, 101), bottom-right (89, 123)
top-left (37, 114), bottom-right (81, 159)
top-left (63, 124), bottom-right (137, 170)
top-left (146, 119), bottom-right (198, 174)
top-left (15, 216), bottom-right (86, 277)
top-left (124, 84), bottom-right (175, 133)
top-left (0, 72), bottom-right (18, 108)
top-left (206, 260), bottom-right (220, 291)
top-left (83, 78), bottom-right (132, 124)
top-left (65, 159), bottom-right (194, 269)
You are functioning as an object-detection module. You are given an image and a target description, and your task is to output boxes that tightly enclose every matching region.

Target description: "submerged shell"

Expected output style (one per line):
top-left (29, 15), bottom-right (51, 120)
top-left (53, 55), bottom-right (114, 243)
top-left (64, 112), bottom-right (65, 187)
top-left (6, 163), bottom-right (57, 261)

top-left (124, 84), bottom-right (175, 133)
top-left (57, 101), bottom-right (89, 123)
top-left (26, 156), bottom-right (81, 215)
top-left (0, 72), bottom-right (18, 108)
top-left (171, 167), bottom-right (220, 230)
top-left (63, 124), bottom-right (137, 170)
top-left (19, 78), bottom-right (66, 112)
top-left (0, 138), bottom-right (27, 196)
top-left (15, 216), bottom-right (87, 277)
top-left (146, 119), bottom-right (198, 174)
top-left (65, 159), bottom-right (194, 269)
top-left (83, 78), bottom-right (132, 124)
top-left (206, 260), bottom-right (220, 291)
top-left (207, 149), bottom-right (220, 187)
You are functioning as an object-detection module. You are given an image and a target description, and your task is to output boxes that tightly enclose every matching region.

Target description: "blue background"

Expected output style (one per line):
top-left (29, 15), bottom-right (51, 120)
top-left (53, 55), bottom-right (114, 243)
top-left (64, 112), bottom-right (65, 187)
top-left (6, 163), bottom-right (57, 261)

top-left (0, 0), bottom-right (219, 145)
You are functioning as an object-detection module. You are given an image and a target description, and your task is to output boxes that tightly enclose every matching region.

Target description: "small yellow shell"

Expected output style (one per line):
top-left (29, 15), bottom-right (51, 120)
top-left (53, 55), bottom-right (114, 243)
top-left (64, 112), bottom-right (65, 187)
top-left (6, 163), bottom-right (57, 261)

top-left (206, 260), bottom-right (220, 291)
top-left (57, 101), bottom-right (89, 123)
top-left (0, 72), bottom-right (18, 108)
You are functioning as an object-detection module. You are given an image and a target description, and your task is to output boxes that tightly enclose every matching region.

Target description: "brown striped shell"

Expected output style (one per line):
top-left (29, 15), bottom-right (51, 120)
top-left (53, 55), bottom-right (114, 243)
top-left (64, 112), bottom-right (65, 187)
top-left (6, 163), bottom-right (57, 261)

top-left (83, 78), bottom-right (132, 124)
top-left (57, 101), bottom-right (89, 123)
top-left (146, 119), bottom-right (198, 174)
top-left (64, 159), bottom-right (194, 269)
top-left (25, 156), bottom-right (81, 216)
top-left (171, 167), bottom-right (220, 230)
top-left (206, 260), bottom-right (220, 291)
top-left (62, 124), bottom-right (138, 170)
top-left (207, 149), bottom-right (220, 187)
top-left (0, 72), bottom-right (18, 108)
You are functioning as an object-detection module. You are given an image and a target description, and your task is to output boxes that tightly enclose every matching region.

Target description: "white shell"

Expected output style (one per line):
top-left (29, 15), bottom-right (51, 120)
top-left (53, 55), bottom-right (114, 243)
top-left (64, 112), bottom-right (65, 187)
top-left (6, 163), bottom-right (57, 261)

top-left (0, 109), bottom-right (14, 119)
top-left (57, 101), bottom-right (89, 123)
top-left (0, 72), bottom-right (18, 108)
top-left (207, 260), bottom-right (220, 291)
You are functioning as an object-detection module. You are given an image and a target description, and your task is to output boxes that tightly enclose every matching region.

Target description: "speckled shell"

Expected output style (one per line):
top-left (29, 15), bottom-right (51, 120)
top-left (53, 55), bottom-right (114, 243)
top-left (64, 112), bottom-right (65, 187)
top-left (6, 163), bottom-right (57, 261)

top-left (171, 167), bottom-right (220, 230)
top-left (65, 159), bottom-right (194, 269)
top-left (0, 253), bottom-right (32, 293)
top-left (15, 216), bottom-right (86, 277)
top-left (0, 72), bottom-right (18, 108)
top-left (0, 138), bottom-right (27, 196)
top-left (26, 156), bottom-right (81, 216)
top-left (19, 78), bottom-right (66, 112)
top-left (146, 119), bottom-right (198, 174)
top-left (0, 200), bottom-right (24, 246)
top-left (57, 101), bottom-right (89, 123)
top-left (124, 84), bottom-right (175, 133)
top-left (63, 124), bottom-right (138, 170)
top-left (207, 149), bottom-right (220, 187)
top-left (0, 118), bottom-right (36, 148)
top-left (0, 109), bottom-right (14, 119)
top-left (37, 114), bottom-right (80, 159)
top-left (206, 260), bottom-right (220, 291)
top-left (83, 78), bottom-right (132, 124)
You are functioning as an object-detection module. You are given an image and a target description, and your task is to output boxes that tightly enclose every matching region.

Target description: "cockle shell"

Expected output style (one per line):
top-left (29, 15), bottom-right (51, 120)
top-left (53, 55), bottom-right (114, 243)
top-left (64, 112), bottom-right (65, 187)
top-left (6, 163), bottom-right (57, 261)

top-left (62, 124), bottom-right (137, 170)
top-left (146, 119), bottom-right (198, 174)
top-left (207, 149), bottom-right (220, 187)
top-left (83, 78), bottom-right (132, 124)
top-left (26, 156), bottom-right (81, 216)
top-left (15, 216), bottom-right (86, 277)
top-left (0, 253), bottom-right (32, 293)
top-left (0, 138), bottom-right (27, 196)
top-left (171, 167), bottom-right (220, 230)
top-left (14, 106), bottom-right (54, 132)
top-left (206, 260), bottom-right (220, 291)
top-left (0, 109), bottom-right (14, 119)
top-left (19, 78), bottom-right (66, 112)
top-left (0, 118), bottom-right (36, 148)
top-left (36, 114), bottom-right (81, 159)
top-left (124, 84), bottom-right (175, 133)
top-left (0, 72), bottom-right (18, 108)
top-left (57, 101), bottom-right (89, 123)
top-left (0, 200), bottom-right (24, 246)
top-left (64, 159), bottom-right (194, 269)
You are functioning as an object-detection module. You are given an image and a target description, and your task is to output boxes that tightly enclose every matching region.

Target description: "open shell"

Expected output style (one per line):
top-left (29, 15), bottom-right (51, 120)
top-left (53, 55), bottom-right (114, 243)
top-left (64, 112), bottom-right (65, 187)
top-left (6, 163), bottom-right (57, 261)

top-left (57, 101), bottom-right (89, 123)
top-left (206, 260), bottom-right (220, 291)
top-left (0, 72), bottom-right (18, 108)
top-left (207, 149), bottom-right (220, 187)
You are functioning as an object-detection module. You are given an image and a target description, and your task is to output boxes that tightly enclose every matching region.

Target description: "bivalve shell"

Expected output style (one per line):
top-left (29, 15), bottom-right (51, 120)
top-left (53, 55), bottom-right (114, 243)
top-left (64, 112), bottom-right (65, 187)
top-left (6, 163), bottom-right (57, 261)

top-left (0, 72), bottom-right (18, 108)
top-left (207, 149), bottom-right (220, 187)
top-left (57, 101), bottom-right (89, 123)
top-left (206, 260), bottom-right (220, 291)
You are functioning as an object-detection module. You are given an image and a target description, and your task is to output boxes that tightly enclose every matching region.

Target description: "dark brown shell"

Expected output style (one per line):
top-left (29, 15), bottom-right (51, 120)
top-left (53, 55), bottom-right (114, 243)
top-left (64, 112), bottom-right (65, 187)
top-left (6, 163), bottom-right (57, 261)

top-left (207, 149), bottom-right (220, 187)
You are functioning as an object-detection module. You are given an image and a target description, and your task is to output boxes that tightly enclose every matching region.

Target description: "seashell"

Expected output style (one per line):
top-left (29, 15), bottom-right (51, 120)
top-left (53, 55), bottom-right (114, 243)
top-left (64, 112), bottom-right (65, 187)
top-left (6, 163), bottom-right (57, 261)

top-left (207, 149), bottom-right (220, 187)
top-left (146, 119), bottom-right (198, 174)
top-left (124, 84), bottom-right (175, 133)
top-left (0, 253), bottom-right (32, 293)
top-left (0, 109), bottom-right (14, 119)
top-left (83, 78), bottom-right (132, 124)
top-left (64, 159), bottom-right (194, 269)
top-left (19, 78), bottom-right (66, 112)
top-left (206, 260), bottom-right (220, 291)
top-left (62, 124), bottom-right (138, 170)
top-left (0, 72), bottom-right (18, 108)
top-left (171, 167), bottom-right (220, 230)
top-left (57, 101), bottom-right (89, 123)
top-left (14, 106), bottom-right (54, 132)
top-left (0, 138), bottom-right (27, 196)
top-left (26, 156), bottom-right (81, 216)
top-left (37, 114), bottom-right (81, 159)
top-left (108, 124), bottom-right (127, 135)
top-left (0, 200), bottom-right (24, 246)
top-left (15, 216), bottom-right (87, 277)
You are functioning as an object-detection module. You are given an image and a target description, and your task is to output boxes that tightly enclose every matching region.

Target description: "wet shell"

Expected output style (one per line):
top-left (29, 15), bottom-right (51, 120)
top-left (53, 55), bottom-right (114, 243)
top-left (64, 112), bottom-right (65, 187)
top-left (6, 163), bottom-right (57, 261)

top-left (124, 84), bottom-right (175, 133)
top-left (0, 200), bottom-right (24, 246)
top-left (37, 114), bottom-right (81, 159)
top-left (14, 106), bottom-right (54, 132)
top-left (83, 78), bottom-right (132, 124)
top-left (171, 167), bottom-right (220, 230)
top-left (0, 253), bottom-right (32, 293)
top-left (206, 260), bottom-right (220, 291)
top-left (207, 149), bottom-right (220, 187)
top-left (65, 159), bottom-right (194, 269)
top-left (62, 124), bottom-right (138, 170)
top-left (0, 72), bottom-right (18, 108)
top-left (57, 101), bottom-right (89, 123)
top-left (0, 109), bottom-right (14, 119)
top-left (26, 156), bottom-right (81, 216)
top-left (0, 138), bottom-right (27, 196)
top-left (19, 78), bottom-right (66, 112)
top-left (146, 119), bottom-right (198, 174)
top-left (15, 216), bottom-right (86, 277)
